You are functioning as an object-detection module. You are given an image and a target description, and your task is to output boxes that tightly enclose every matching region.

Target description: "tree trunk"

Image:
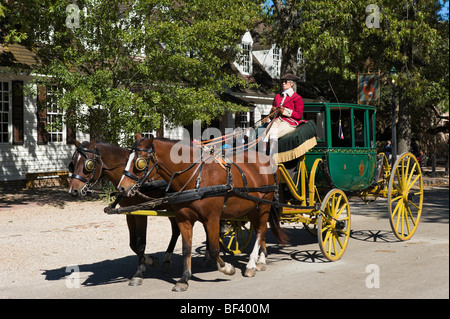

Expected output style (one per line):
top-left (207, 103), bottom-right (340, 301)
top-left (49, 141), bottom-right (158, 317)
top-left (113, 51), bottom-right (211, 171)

top-left (281, 46), bottom-right (299, 90)
top-left (397, 98), bottom-right (412, 155)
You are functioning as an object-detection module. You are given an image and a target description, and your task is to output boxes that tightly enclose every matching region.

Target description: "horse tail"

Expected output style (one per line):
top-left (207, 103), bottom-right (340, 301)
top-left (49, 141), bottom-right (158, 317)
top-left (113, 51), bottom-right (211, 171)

top-left (268, 202), bottom-right (288, 245)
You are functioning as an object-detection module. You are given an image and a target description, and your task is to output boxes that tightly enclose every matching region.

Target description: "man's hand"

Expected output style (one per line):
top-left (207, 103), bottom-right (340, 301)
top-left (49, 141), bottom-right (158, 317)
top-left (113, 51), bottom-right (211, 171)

top-left (269, 107), bottom-right (278, 119)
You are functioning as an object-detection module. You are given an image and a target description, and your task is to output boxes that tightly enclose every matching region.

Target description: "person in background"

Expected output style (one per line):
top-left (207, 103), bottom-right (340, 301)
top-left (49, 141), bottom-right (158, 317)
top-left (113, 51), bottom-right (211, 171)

top-left (385, 140), bottom-right (392, 161)
top-left (417, 150), bottom-right (427, 167)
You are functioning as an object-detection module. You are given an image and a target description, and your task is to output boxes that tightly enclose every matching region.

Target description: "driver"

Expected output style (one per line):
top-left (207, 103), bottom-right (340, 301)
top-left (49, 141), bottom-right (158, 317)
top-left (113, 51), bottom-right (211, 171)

top-left (262, 73), bottom-right (304, 156)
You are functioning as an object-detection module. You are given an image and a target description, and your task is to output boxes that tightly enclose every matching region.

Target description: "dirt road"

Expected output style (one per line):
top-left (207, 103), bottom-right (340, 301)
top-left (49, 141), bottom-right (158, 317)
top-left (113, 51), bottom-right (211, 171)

top-left (1, 185), bottom-right (448, 302)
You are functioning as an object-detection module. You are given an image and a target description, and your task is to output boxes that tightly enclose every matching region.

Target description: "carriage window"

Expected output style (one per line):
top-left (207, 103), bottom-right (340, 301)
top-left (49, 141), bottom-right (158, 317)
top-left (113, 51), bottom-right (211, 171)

top-left (303, 111), bottom-right (324, 142)
top-left (330, 109), bottom-right (351, 147)
top-left (353, 109), bottom-right (365, 147)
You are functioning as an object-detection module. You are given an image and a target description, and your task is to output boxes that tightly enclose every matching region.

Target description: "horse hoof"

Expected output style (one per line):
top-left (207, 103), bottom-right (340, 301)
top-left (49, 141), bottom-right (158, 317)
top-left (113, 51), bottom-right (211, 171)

top-left (244, 268), bottom-right (256, 278)
top-left (256, 263), bottom-right (266, 271)
top-left (129, 277), bottom-right (143, 286)
top-left (172, 282), bottom-right (189, 292)
top-left (218, 262), bottom-right (235, 276)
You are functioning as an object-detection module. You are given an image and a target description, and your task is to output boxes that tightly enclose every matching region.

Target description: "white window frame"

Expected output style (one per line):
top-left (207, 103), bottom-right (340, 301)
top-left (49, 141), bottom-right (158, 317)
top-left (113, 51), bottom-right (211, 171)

top-left (236, 31), bottom-right (253, 76)
top-left (46, 85), bottom-right (66, 144)
top-left (273, 46), bottom-right (282, 79)
top-left (0, 80), bottom-right (11, 144)
top-left (241, 43), bottom-right (252, 75)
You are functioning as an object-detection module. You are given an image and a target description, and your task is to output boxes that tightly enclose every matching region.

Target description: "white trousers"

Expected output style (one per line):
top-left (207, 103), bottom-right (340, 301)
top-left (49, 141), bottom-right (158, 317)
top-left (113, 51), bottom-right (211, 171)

top-left (263, 118), bottom-right (296, 142)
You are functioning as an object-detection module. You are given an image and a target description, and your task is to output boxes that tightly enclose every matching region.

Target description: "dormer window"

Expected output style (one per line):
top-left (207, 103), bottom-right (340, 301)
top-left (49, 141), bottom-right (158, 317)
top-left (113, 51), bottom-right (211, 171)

top-left (273, 46), bottom-right (281, 78)
top-left (235, 31), bottom-right (253, 75)
top-left (241, 43), bottom-right (252, 74)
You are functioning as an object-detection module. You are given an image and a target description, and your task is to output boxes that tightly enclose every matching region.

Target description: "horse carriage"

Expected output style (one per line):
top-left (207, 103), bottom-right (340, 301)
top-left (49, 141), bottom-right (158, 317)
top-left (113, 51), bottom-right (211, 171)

top-left (68, 102), bottom-right (423, 290)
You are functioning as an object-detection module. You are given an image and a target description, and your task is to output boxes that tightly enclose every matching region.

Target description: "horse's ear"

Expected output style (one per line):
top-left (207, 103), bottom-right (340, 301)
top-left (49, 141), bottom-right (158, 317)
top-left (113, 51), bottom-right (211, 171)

top-left (74, 140), bottom-right (80, 147)
top-left (136, 133), bottom-right (142, 140)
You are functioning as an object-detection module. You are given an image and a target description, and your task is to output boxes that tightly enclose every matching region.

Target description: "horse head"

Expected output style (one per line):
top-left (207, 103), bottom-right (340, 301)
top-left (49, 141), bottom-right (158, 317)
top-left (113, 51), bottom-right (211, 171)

top-left (117, 133), bottom-right (158, 197)
top-left (68, 139), bottom-right (103, 197)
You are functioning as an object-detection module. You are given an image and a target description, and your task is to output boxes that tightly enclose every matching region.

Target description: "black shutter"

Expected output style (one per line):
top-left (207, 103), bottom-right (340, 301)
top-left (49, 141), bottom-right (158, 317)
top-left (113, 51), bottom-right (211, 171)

top-left (66, 109), bottom-right (76, 144)
top-left (37, 84), bottom-right (48, 144)
top-left (12, 80), bottom-right (24, 145)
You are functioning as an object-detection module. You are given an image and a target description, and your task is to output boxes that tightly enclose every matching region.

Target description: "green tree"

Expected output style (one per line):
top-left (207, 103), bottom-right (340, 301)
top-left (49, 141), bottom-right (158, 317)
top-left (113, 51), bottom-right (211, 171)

top-left (263, 0), bottom-right (448, 154)
top-left (4, 0), bottom-right (260, 145)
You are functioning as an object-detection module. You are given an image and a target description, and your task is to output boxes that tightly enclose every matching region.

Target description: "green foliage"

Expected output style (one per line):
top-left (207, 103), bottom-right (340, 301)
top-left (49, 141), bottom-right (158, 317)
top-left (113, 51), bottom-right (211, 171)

top-left (6, 0), bottom-right (260, 144)
top-left (263, 0), bottom-right (448, 149)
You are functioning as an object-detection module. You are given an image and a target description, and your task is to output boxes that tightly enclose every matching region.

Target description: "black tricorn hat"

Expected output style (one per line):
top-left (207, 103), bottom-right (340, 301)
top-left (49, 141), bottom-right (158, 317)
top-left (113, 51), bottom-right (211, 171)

top-left (280, 73), bottom-right (300, 81)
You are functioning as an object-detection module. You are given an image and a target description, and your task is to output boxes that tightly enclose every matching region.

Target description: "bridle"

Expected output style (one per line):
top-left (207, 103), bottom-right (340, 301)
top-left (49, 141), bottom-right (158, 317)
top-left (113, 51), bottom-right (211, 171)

top-left (69, 144), bottom-right (103, 195)
top-left (122, 137), bottom-right (207, 196)
top-left (122, 137), bottom-right (159, 194)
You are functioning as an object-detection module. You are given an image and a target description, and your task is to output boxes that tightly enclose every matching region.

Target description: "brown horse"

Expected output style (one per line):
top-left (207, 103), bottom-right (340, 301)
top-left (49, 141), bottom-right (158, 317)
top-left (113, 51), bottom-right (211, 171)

top-left (117, 134), bottom-right (286, 292)
top-left (68, 139), bottom-right (185, 286)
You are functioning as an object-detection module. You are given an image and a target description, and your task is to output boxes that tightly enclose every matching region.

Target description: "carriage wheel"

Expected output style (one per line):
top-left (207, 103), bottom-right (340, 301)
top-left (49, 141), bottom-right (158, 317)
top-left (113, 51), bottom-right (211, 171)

top-left (219, 220), bottom-right (253, 255)
top-left (388, 152), bottom-right (423, 241)
top-left (318, 189), bottom-right (351, 261)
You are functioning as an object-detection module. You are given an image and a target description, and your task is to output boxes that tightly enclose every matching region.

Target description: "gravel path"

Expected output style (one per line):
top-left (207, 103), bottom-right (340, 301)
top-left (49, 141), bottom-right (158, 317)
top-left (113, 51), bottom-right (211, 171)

top-left (0, 187), bottom-right (205, 297)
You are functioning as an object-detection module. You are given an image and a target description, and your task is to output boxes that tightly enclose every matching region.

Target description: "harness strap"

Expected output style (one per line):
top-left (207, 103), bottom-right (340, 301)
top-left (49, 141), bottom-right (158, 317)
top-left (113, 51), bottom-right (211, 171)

top-left (230, 162), bottom-right (248, 193)
top-left (194, 161), bottom-right (205, 190)
top-left (71, 174), bottom-right (88, 183)
top-left (221, 163), bottom-right (233, 214)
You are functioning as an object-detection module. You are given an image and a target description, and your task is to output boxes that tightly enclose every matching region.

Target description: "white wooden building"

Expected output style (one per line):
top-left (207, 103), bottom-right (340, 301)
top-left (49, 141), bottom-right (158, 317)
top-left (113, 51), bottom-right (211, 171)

top-left (0, 29), bottom-right (323, 185)
top-left (0, 44), bottom-right (89, 184)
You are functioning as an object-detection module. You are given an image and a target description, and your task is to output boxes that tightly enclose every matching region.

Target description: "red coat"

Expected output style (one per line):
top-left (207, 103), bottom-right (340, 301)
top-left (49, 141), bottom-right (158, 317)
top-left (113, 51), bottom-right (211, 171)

top-left (272, 92), bottom-right (304, 126)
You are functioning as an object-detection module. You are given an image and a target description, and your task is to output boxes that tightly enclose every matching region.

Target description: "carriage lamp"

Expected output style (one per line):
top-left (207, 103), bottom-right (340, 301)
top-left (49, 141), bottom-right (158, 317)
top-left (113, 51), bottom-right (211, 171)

top-left (390, 67), bottom-right (397, 164)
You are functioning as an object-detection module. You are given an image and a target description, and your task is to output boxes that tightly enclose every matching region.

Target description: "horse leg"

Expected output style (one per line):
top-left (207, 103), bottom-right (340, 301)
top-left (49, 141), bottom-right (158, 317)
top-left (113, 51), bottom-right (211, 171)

top-left (244, 230), bottom-right (260, 277)
top-left (126, 215), bottom-right (158, 286)
top-left (201, 224), bottom-right (212, 267)
top-left (161, 217), bottom-right (180, 272)
top-left (172, 214), bottom-right (194, 292)
top-left (256, 226), bottom-right (268, 272)
top-left (244, 210), bottom-right (269, 277)
top-left (205, 218), bottom-right (235, 276)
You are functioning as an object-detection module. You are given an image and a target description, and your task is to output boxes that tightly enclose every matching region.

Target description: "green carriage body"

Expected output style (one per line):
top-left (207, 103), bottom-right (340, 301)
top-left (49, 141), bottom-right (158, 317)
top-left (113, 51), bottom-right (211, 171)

top-left (302, 102), bottom-right (378, 192)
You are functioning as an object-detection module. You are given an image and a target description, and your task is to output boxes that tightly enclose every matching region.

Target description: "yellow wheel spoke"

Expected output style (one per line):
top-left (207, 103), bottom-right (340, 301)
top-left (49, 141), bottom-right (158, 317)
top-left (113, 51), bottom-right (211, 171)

top-left (331, 236), bottom-right (337, 255)
top-left (394, 202), bottom-right (403, 231)
top-left (406, 205), bottom-right (417, 227)
top-left (390, 194), bottom-right (402, 204)
top-left (408, 200), bottom-right (421, 210)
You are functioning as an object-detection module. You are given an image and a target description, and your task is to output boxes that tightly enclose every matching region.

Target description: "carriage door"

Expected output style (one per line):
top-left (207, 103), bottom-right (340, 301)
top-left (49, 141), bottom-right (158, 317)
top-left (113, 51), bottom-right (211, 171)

top-left (352, 108), bottom-right (376, 189)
